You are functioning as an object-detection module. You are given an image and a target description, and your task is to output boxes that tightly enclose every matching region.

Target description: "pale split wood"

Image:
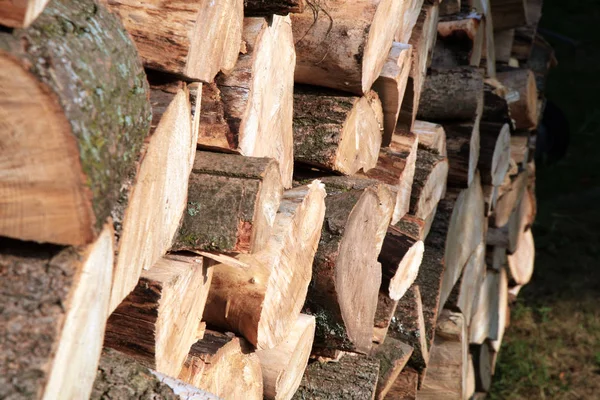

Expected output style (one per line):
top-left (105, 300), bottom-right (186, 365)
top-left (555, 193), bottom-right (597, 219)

top-left (203, 181), bottom-right (326, 349)
top-left (507, 229), bottom-right (535, 285)
top-left (0, 0), bottom-right (49, 27)
top-left (291, 0), bottom-right (406, 94)
top-left (197, 16), bottom-right (295, 188)
top-left (109, 83), bottom-right (196, 313)
top-left (413, 120), bottom-right (447, 156)
top-left (497, 68), bottom-right (539, 130)
top-left (470, 268), bottom-right (508, 346)
top-left (150, 371), bottom-right (221, 400)
top-left (105, 254), bottom-right (213, 378)
top-left (101, 0), bottom-right (243, 82)
top-left (444, 116), bottom-right (482, 189)
top-left (487, 187), bottom-right (532, 253)
top-left (256, 314), bottom-right (316, 400)
top-left (395, 0), bottom-right (425, 44)
top-left (491, 169), bottom-right (528, 227)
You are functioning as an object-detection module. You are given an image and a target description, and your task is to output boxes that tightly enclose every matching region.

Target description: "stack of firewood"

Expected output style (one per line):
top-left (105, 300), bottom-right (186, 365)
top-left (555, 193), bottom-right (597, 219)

top-left (0, 0), bottom-right (552, 398)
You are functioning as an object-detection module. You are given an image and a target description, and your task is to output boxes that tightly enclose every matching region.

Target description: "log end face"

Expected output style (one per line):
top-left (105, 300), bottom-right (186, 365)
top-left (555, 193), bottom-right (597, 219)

top-left (389, 240), bottom-right (424, 301)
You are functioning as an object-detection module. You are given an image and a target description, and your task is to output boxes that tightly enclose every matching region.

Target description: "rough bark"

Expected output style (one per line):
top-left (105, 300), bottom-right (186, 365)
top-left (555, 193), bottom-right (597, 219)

top-left (101, 0), bottom-right (243, 82)
top-left (413, 120), bottom-right (447, 156)
top-left (433, 12), bottom-right (484, 69)
top-left (105, 254), bottom-right (213, 378)
top-left (383, 367), bottom-right (419, 399)
top-left (293, 87), bottom-right (383, 175)
top-left (373, 290), bottom-right (400, 345)
top-left (0, 0), bottom-right (151, 246)
top-left (395, 0), bottom-right (426, 44)
top-left (293, 354), bottom-right (380, 399)
top-left (171, 152), bottom-right (283, 254)
top-left (417, 67), bottom-right (484, 122)
top-left (409, 149), bottom-right (449, 219)
top-left (197, 16), bottom-right (295, 187)
top-left (0, 225), bottom-right (114, 400)
top-left (373, 338), bottom-right (414, 400)
top-left (478, 122), bottom-right (511, 189)
top-left (244, 0), bottom-right (304, 15)
top-left (291, 0), bottom-right (406, 94)
top-left (179, 331), bottom-right (263, 399)
top-left (0, 0), bottom-right (49, 27)
top-left (496, 68), bottom-right (538, 130)
top-left (440, 0), bottom-right (461, 16)
top-left (395, 213), bottom-right (427, 242)
top-left (490, 0), bottom-right (528, 30)
top-left (443, 118), bottom-right (482, 189)
top-left (256, 314), bottom-right (316, 400)
top-left (304, 177), bottom-right (393, 354)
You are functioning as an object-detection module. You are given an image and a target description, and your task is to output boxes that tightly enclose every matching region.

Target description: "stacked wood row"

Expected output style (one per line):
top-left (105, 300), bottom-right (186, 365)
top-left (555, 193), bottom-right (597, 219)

top-left (0, 0), bottom-right (551, 398)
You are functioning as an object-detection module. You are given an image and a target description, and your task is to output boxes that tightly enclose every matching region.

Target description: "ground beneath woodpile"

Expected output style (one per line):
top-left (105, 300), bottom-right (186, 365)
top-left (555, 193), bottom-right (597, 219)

top-left (489, 1), bottom-right (600, 398)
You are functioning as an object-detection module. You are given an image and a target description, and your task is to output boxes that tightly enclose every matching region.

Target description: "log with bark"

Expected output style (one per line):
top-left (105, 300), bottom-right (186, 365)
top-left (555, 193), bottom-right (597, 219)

top-left (373, 42), bottom-right (413, 143)
top-left (92, 348), bottom-right (219, 400)
top-left (440, 0), bottom-right (461, 16)
top-left (0, 0), bottom-right (151, 246)
top-left (497, 68), bottom-right (538, 130)
top-left (373, 338), bottom-right (414, 400)
top-left (171, 152), bottom-right (283, 255)
top-left (109, 78), bottom-right (198, 313)
top-left (304, 177), bottom-right (393, 354)
top-left (413, 120), bottom-right (447, 156)
top-left (101, 0), bottom-right (243, 82)
top-left (395, 213), bottom-right (428, 242)
top-left (203, 181), bottom-right (326, 349)
top-left (417, 67), bottom-right (484, 122)
top-left (477, 0), bottom-right (497, 77)
top-left (443, 118), bottom-right (482, 189)
top-left (0, 225), bottom-right (114, 400)
top-left (293, 86), bottom-right (383, 175)
top-left (419, 310), bottom-right (468, 400)
top-left (197, 16), bottom-right (295, 187)
top-left (0, 0), bottom-right (49, 27)
top-left (478, 122), bottom-right (511, 189)
top-left (495, 29), bottom-right (516, 63)
top-left (244, 0), bottom-right (304, 16)
top-left (365, 132), bottom-right (418, 224)
top-left (291, 0), bottom-right (405, 94)
top-left (512, 0), bottom-right (542, 61)
top-left (293, 354), bottom-right (380, 399)
top-left (105, 254), bottom-right (213, 378)
top-left (491, 169), bottom-right (528, 227)
top-left (409, 149), bottom-right (449, 219)
top-left (256, 314), bottom-right (316, 400)
top-left (490, 0), bottom-right (528, 30)
top-left (511, 131), bottom-right (531, 167)
top-left (373, 288), bottom-right (400, 346)
top-left (395, 0), bottom-right (426, 44)
top-left (384, 367), bottom-right (419, 399)
top-left (179, 331), bottom-right (263, 399)
top-left (433, 12), bottom-right (484, 69)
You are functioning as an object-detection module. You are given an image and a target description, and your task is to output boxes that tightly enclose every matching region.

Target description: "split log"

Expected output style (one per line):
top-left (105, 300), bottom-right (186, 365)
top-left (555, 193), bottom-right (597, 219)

top-left (293, 354), bottom-right (380, 399)
top-left (511, 131), bottom-right (530, 166)
top-left (171, 152), bottom-right (283, 254)
top-left (487, 245), bottom-right (507, 272)
top-left (477, 1), bottom-right (497, 77)
top-left (470, 269), bottom-right (508, 345)
top-left (388, 286), bottom-right (430, 371)
top-left (256, 314), bottom-right (315, 400)
top-left (433, 12), bottom-right (484, 69)
top-left (495, 29), bottom-right (516, 63)
top-left (365, 132), bottom-right (418, 224)
top-left (0, 0), bottom-right (151, 246)
top-left (305, 178), bottom-right (393, 354)
top-left (487, 188), bottom-right (532, 253)
top-left (478, 122), bottom-right (511, 187)
top-left (419, 310), bottom-right (468, 400)
top-left (491, 170), bottom-right (528, 227)
top-left (417, 67), bottom-right (484, 122)
top-left (179, 331), bottom-right (263, 399)
top-left (373, 42), bottom-right (413, 143)
top-left (409, 149), bottom-right (449, 219)
top-left (244, 0), bottom-right (304, 16)
top-left (395, 0), bottom-right (426, 44)
top-left (291, 0), bottom-right (405, 94)
top-left (92, 349), bottom-right (219, 400)
top-left (507, 229), bottom-right (535, 285)
top-left (413, 120), bottom-right (447, 156)
top-left (490, 269), bottom-right (509, 352)
top-left (397, 2), bottom-right (440, 130)
top-left (373, 338), bottom-right (414, 400)
top-left (466, 354), bottom-right (476, 399)
top-left (203, 181), bottom-right (326, 349)
top-left (105, 254), bottom-right (213, 378)
top-left (373, 287), bottom-right (399, 345)
top-left (444, 119), bottom-right (482, 189)
top-left (470, 342), bottom-right (493, 392)
top-left (0, 0), bottom-right (49, 27)
top-left (197, 16), bottom-right (295, 187)
top-left (395, 213), bottom-right (428, 242)
top-left (440, 0), bottom-right (461, 16)
top-left (293, 87), bottom-right (383, 175)
top-left (109, 79), bottom-right (198, 312)
top-left (496, 68), bottom-right (538, 130)
top-left (383, 367), bottom-right (419, 399)
top-left (483, 82), bottom-right (513, 126)
top-left (490, 0), bottom-right (528, 30)
top-left (0, 225), bottom-right (114, 400)
top-left (101, 0), bottom-right (243, 82)
top-left (511, 0), bottom-right (542, 62)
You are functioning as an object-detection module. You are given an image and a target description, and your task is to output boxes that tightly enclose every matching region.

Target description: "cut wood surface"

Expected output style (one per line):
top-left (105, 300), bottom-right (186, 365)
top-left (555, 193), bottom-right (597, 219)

top-left (102, 0), bottom-right (243, 82)
top-left (470, 269), bottom-right (508, 346)
top-left (305, 178), bottom-right (393, 354)
top-left (492, 170), bottom-right (528, 227)
top-left (0, 0), bottom-right (49, 27)
top-left (444, 119), bottom-right (482, 189)
top-left (105, 254), bottom-right (213, 378)
top-left (497, 68), bottom-right (538, 130)
top-left (395, 0), bottom-right (426, 44)
top-left (373, 287), bottom-right (399, 346)
top-left (171, 152), bottom-right (283, 254)
top-left (490, 0), bottom-right (528, 30)
top-left (507, 229), bottom-right (535, 285)
top-left (433, 12), bottom-right (484, 69)
top-left (478, 122), bottom-right (511, 187)
top-left (373, 42), bottom-right (413, 143)
top-left (293, 87), bottom-right (383, 175)
top-left (197, 16), bottom-right (295, 187)
top-left (487, 188), bottom-right (532, 253)
top-left (384, 367), bottom-right (419, 399)
top-left (256, 314), bottom-right (316, 400)
top-left (471, 342), bottom-right (493, 392)
top-left (92, 349), bottom-right (219, 400)
top-left (293, 354), bottom-right (380, 399)
top-left (110, 80), bottom-right (197, 313)
top-left (0, 225), bottom-right (113, 400)
top-left (490, 269), bottom-right (509, 352)
top-left (244, 0), bottom-right (304, 15)
top-left (203, 181), bottom-right (326, 349)
top-left (413, 120), bottom-right (447, 156)
top-left (365, 132), bottom-right (418, 224)
top-left (419, 310), bottom-right (468, 400)
top-left (0, 0), bottom-right (151, 246)
top-left (373, 338), bottom-right (414, 400)
top-left (417, 67), bottom-right (484, 122)
top-left (179, 331), bottom-right (263, 399)
top-left (291, 0), bottom-right (405, 94)
top-left (511, 131), bottom-right (530, 167)
top-left (409, 149), bottom-right (449, 219)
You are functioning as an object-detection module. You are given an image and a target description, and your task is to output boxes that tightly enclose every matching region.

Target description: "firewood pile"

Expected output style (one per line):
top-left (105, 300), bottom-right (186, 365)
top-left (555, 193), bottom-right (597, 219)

top-left (0, 0), bottom-right (553, 398)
